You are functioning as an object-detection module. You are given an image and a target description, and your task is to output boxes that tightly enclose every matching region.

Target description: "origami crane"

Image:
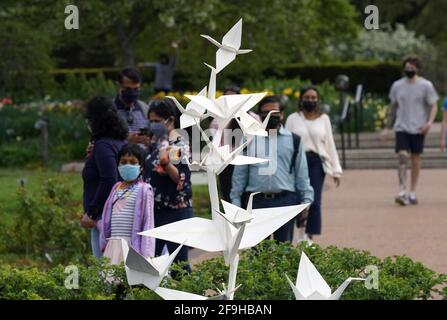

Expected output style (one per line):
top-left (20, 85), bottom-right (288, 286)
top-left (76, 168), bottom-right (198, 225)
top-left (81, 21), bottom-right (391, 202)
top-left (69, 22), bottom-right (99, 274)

top-left (201, 18), bottom-right (252, 73)
top-left (235, 109), bottom-right (279, 137)
top-left (154, 284), bottom-right (241, 300)
top-left (120, 239), bottom-right (185, 290)
top-left (285, 252), bottom-right (365, 300)
top-left (185, 92), bottom-right (267, 144)
top-left (140, 197), bottom-right (309, 266)
top-left (167, 87), bottom-right (208, 129)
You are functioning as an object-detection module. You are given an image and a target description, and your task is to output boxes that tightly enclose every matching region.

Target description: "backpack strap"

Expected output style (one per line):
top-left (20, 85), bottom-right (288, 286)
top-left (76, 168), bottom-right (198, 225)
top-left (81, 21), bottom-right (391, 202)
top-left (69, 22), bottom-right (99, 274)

top-left (289, 133), bottom-right (301, 174)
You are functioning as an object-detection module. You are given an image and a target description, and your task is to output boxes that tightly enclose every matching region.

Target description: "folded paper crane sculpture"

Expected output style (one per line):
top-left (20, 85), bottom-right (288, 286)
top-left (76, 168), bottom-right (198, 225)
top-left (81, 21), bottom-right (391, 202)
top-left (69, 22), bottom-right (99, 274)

top-left (139, 18), bottom-right (313, 300)
top-left (169, 87), bottom-right (208, 129)
top-left (140, 194), bottom-right (309, 266)
top-left (154, 284), bottom-right (241, 300)
top-left (120, 239), bottom-right (184, 290)
top-left (201, 18), bottom-right (252, 73)
top-left (285, 252), bottom-right (365, 300)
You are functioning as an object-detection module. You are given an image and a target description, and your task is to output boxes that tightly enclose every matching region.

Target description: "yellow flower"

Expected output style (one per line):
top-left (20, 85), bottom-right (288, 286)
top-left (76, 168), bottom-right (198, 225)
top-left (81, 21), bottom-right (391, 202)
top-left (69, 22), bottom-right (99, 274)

top-left (294, 91), bottom-right (301, 99)
top-left (216, 90), bottom-right (223, 98)
top-left (240, 88), bottom-right (250, 94)
top-left (154, 91), bottom-right (166, 99)
top-left (282, 87), bottom-right (293, 96)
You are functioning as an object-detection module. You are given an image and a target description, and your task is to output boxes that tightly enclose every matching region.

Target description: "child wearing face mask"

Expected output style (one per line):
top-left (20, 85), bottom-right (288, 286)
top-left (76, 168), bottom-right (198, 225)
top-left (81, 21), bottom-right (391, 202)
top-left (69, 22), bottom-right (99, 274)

top-left (98, 143), bottom-right (155, 264)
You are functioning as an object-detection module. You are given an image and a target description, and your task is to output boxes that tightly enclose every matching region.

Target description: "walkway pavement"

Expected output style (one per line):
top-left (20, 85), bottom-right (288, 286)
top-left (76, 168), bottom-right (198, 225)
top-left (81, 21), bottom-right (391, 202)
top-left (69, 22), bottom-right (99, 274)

top-left (190, 169), bottom-right (447, 274)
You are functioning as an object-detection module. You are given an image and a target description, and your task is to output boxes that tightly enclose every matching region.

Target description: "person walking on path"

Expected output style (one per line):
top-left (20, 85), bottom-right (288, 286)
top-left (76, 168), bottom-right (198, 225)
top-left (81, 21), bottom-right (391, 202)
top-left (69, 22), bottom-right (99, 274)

top-left (285, 86), bottom-right (342, 243)
top-left (230, 96), bottom-right (314, 243)
top-left (380, 56), bottom-right (439, 206)
top-left (81, 96), bottom-right (128, 258)
top-left (440, 97), bottom-right (447, 153)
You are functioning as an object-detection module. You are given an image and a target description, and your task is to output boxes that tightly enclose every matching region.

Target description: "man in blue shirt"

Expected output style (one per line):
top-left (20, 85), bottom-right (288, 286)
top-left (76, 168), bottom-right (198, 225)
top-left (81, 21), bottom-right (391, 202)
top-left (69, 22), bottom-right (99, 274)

top-left (441, 97), bottom-right (447, 152)
top-left (86, 68), bottom-right (151, 157)
top-left (115, 68), bottom-right (150, 140)
top-left (230, 96), bottom-right (314, 242)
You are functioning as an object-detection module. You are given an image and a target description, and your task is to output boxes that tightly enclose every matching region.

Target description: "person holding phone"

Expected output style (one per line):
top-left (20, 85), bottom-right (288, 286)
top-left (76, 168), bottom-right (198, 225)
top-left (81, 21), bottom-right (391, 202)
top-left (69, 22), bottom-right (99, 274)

top-left (143, 98), bottom-right (193, 276)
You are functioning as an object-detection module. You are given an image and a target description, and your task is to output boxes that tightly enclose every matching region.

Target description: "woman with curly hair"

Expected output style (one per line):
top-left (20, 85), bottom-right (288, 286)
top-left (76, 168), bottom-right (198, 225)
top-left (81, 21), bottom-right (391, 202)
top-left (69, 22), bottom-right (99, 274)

top-left (80, 96), bottom-right (128, 258)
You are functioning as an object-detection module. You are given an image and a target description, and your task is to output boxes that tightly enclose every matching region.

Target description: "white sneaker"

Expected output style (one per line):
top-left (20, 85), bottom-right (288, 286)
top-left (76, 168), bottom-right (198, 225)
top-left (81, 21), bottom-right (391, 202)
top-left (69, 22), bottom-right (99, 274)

top-left (395, 193), bottom-right (409, 206)
top-left (296, 228), bottom-right (306, 243)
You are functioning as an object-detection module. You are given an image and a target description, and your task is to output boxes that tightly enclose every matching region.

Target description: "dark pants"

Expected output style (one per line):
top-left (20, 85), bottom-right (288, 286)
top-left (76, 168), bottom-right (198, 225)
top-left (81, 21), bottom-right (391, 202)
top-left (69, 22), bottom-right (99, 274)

top-left (219, 164), bottom-right (234, 203)
top-left (252, 191), bottom-right (298, 242)
top-left (305, 152), bottom-right (326, 235)
top-left (154, 207), bottom-right (193, 274)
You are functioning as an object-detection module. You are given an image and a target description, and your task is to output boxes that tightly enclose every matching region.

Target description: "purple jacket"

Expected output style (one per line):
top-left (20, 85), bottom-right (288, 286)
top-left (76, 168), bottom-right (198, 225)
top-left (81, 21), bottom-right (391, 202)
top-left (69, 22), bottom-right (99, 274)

top-left (98, 180), bottom-right (155, 258)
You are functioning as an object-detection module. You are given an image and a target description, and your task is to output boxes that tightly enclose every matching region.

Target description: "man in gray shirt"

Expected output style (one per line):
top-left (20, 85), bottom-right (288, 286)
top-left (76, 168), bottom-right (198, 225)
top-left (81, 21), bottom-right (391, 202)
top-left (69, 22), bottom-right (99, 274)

top-left (138, 42), bottom-right (178, 94)
top-left (381, 56), bottom-right (439, 205)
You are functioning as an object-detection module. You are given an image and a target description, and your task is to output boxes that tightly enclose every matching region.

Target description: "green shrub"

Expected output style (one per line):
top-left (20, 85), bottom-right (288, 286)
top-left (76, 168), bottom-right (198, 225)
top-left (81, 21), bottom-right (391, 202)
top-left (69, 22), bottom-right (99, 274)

top-left (266, 61), bottom-right (402, 95)
top-left (2, 177), bottom-right (90, 265)
top-left (170, 241), bottom-right (446, 300)
top-left (0, 241), bottom-right (445, 300)
top-left (0, 102), bottom-right (89, 166)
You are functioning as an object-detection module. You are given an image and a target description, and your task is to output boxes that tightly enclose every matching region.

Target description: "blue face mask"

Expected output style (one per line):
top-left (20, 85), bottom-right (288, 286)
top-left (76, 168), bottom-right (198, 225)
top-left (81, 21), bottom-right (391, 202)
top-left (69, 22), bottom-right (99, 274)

top-left (118, 164), bottom-right (141, 181)
top-left (150, 121), bottom-right (168, 140)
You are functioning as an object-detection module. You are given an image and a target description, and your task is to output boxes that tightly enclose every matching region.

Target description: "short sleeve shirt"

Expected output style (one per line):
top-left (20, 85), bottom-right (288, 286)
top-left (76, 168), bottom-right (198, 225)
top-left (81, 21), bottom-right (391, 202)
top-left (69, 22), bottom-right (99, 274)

top-left (389, 77), bottom-right (439, 134)
top-left (442, 97), bottom-right (447, 112)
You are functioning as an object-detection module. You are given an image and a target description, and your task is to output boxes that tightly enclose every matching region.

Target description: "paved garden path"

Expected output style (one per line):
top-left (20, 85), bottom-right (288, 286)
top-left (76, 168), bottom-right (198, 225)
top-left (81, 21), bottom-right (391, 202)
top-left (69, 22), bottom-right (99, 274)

top-left (190, 169), bottom-right (447, 274)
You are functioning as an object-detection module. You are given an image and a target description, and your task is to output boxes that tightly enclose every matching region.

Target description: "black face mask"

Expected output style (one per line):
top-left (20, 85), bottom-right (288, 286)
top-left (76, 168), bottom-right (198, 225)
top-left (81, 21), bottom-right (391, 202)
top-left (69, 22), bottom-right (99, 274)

top-left (121, 88), bottom-right (140, 104)
top-left (301, 100), bottom-right (318, 112)
top-left (264, 115), bottom-right (281, 130)
top-left (404, 70), bottom-right (416, 79)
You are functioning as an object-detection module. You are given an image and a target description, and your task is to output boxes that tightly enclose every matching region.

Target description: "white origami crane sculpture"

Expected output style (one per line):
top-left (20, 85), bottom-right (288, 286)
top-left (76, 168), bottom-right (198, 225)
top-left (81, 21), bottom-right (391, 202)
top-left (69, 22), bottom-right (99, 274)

top-left (168, 87), bottom-right (208, 129)
top-left (120, 239), bottom-right (185, 290)
top-left (154, 284), bottom-right (241, 300)
top-left (140, 194), bottom-right (309, 267)
top-left (285, 252), bottom-right (365, 300)
top-left (185, 92), bottom-right (264, 129)
top-left (139, 18), bottom-right (312, 301)
top-left (235, 109), bottom-right (279, 137)
top-left (201, 18), bottom-right (252, 73)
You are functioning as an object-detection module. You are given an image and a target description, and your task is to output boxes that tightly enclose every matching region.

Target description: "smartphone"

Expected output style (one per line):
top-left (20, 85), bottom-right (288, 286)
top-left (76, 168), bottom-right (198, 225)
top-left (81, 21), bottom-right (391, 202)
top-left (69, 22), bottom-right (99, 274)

top-left (139, 127), bottom-right (152, 137)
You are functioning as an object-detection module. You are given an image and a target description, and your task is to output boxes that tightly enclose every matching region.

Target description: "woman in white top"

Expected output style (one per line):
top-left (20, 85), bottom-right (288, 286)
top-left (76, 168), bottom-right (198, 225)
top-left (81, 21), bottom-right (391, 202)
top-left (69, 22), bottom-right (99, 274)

top-left (285, 86), bottom-right (342, 241)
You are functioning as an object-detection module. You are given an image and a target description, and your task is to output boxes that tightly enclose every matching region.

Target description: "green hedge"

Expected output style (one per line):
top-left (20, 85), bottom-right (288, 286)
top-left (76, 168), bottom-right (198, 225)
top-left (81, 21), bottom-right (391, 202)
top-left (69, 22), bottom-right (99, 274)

top-left (0, 103), bottom-right (89, 167)
top-left (1, 241), bottom-right (446, 300)
top-left (266, 61), bottom-right (402, 94)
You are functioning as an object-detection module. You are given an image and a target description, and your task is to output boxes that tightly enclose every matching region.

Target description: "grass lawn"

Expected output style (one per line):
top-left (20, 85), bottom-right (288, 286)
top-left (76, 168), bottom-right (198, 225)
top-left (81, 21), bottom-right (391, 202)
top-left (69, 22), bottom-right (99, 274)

top-left (0, 169), bottom-right (211, 224)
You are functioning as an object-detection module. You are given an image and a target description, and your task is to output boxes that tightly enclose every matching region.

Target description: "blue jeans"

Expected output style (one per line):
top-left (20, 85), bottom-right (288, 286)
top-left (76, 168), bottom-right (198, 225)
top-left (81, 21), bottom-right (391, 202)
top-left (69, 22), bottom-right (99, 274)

top-left (91, 227), bottom-right (102, 258)
top-left (154, 207), bottom-right (193, 274)
top-left (252, 191), bottom-right (298, 242)
top-left (306, 152), bottom-right (326, 235)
